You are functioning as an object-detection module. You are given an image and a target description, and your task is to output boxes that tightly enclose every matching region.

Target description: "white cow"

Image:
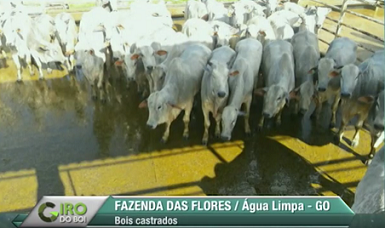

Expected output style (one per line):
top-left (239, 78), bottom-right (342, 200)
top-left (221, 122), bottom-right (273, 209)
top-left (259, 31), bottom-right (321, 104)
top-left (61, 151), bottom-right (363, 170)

top-left (201, 46), bottom-right (236, 144)
top-left (351, 146), bottom-right (384, 213)
top-left (140, 43), bottom-right (212, 143)
top-left (184, 0), bottom-right (208, 20)
top-left (55, 12), bottom-right (77, 72)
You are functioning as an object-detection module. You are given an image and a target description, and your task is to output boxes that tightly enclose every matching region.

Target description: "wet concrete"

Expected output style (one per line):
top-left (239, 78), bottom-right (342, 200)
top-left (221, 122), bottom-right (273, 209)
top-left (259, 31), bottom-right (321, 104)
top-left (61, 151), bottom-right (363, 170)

top-left (0, 2), bottom-right (384, 215)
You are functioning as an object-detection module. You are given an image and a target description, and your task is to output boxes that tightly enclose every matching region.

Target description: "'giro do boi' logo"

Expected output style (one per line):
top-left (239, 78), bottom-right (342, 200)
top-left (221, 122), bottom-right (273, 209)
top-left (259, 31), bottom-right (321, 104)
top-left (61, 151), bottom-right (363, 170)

top-left (38, 202), bottom-right (59, 223)
top-left (38, 201), bottom-right (88, 223)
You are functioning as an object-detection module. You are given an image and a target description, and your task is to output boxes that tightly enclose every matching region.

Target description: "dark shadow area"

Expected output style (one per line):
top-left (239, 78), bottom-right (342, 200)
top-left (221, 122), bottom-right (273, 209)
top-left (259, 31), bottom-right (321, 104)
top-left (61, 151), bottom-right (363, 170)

top-left (199, 136), bottom-right (356, 207)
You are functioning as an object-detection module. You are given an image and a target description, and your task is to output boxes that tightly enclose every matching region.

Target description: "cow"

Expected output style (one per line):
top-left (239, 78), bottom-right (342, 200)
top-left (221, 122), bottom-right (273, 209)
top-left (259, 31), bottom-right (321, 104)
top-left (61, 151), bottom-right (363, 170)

top-left (255, 40), bottom-right (295, 130)
top-left (308, 37), bottom-right (357, 128)
top-left (184, 0), bottom-right (208, 20)
top-left (221, 38), bottom-right (263, 140)
top-left (202, 0), bottom-right (229, 24)
top-left (245, 15), bottom-right (276, 45)
top-left (351, 146), bottom-right (384, 213)
top-left (139, 44), bottom-right (211, 143)
top-left (332, 50), bottom-right (384, 164)
top-left (268, 10), bottom-right (301, 40)
top-left (54, 12), bottom-right (77, 72)
top-left (201, 46), bottom-right (236, 144)
top-left (304, 6), bottom-right (332, 34)
top-left (289, 30), bottom-right (320, 115)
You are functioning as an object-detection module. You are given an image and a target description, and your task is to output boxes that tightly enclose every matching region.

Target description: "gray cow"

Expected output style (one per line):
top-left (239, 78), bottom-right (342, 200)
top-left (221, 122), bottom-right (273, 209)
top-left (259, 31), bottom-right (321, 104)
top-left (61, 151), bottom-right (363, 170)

top-left (351, 146), bottom-right (384, 214)
top-left (289, 30), bottom-right (320, 115)
top-left (201, 46), bottom-right (236, 144)
top-left (140, 43), bottom-right (211, 143)
top-left (332, 50), bottom-right (384, 164)
top-left (221, 38), bottom-right (263, 141)
top-left (309, 37), bottom-right (357, 128)
top-left (255, 40), bottom-right (295, 130)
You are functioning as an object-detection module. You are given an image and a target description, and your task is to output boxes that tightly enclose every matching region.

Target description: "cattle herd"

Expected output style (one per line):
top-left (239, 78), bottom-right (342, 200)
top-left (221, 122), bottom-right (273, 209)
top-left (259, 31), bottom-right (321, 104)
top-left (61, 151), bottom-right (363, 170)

top-left (0, 0), bottom-right (384, 165)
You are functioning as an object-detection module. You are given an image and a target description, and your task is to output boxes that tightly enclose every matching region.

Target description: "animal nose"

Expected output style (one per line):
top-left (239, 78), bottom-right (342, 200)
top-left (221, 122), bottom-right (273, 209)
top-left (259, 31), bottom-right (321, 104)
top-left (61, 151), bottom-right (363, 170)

top-left (76, 65), bottom-right (82, 69)
top-left (374, 123), bottom-right (385, 131)
top-left (217, 91), bottom-right (226, 98)
top-left (340, 92), bottom-right (351, 98)
top-left (318, 87), bottom-right (326, 92)
top-left (113, 57), bottom-right (119, 62)
top-left (147, 66), bottom-right (153, 72)
top-left (299, 108), bottom-right (307, 115)
top-left (147, 124), bottom-right (156, 130)
top-left (221, 135), bottom-right (230, 141)
top-left (263, 112), bottom-right (272, 118)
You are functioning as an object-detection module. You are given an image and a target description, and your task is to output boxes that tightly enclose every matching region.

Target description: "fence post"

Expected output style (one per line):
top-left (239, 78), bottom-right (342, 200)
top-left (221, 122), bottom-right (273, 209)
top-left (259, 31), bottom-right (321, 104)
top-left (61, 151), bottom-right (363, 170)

top-left (335, 0), bottom-right (350, 38)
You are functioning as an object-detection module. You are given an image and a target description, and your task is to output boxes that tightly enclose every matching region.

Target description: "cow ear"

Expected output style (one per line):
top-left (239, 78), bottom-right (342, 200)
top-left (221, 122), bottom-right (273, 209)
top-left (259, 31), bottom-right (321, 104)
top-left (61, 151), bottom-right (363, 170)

top-left (201, 14), bottom-right (209, 21)
top-left (138, 100), bottom-right (148, 108)
top-left (329, 70), bottom-right (340, 77)
top-left (254, 87), bottom-right (268, 96)
top-left (358, 95), bottom-right (375, 105)
top-left (229, 70), bottom-right (239, 76)
top-left (289, 87), bottom-right (300, 100)
top-left (16, 28), bottom-right (21, 33)
top-left (156, 50), bottom-right (168, 56)
top-left (115, 60), bottom-right (124, 66)
top-left (259, 30), bottom-right (266, 37)
top-left (89, 49), bottom-right (94, 55)
top-left (130, 54), bottom-right (140, 60)
top-left (39, 45), bottom-right (48, 51)
top-left (117, 24), bottom-right (124, 30)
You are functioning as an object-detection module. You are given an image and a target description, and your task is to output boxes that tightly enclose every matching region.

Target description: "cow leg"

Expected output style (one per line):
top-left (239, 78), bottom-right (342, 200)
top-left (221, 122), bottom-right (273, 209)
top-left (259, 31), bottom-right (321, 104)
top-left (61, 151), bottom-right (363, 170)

top-left (69, 55), bottom-right (75, 72)
top-left (47, 67), bottom-right (53, 74)
top-left (97, 71), bottom-right (106, 102)
top-left (244, 96), bottom-right (252, 136)
top-left (182, 102), bottom-right (193, 139)
top-left (25, 54), bottom-right (34, 76)
top-left (215, 113), bottom-right (222, 138)
top-left (202, 107), bottom-right (210, 145)
top-left (314, 100), bottom-right (323, 121)
top-left (329, 94), bottom-right (340, 128)
top-left (293, 100), bottom-right (299, 116)
top-left (257, 114), bottom-right (265, 132)
top-left (334, 113), bottom-right (349, 144)
top-left (367, 130), bottom-right (381, 165)
top-left (2, 50), bottom-right (7, 59)
top-left (12, 53), bottom-right (22, 82)
top-left (161, 121), bottom-right (171, 143)
top-left (30, 51), bottom-right (44, 79)
top-left (275, 108), bottom-right (284, 127)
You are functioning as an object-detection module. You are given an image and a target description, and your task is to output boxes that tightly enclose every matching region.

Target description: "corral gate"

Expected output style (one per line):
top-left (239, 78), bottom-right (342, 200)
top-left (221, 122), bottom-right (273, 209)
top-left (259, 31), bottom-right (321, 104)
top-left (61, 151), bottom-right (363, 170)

top-left (300, 0), bottom-right (384, 62)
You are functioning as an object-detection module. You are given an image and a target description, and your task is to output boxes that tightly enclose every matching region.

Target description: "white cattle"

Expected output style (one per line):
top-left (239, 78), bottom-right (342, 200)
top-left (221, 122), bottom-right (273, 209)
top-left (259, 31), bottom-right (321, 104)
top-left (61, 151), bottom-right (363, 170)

top-left (309, 37), bottom-right (357, 127)
top-left (202, 0), bottom-right (229, 24)
top-left (351, 146), bottom-right (384, 213)
top-left (246, 15), bottom-right (276, 45)
top-left (201, 46), bottom-right (236, 144)
top-left (289, 30), bottom-right (320, 115)
top-left (184, 0), bottom-right (208, 20)
top-left (268, 10), bottom-right (301, 40)
top-left (54, 12), bottom-right (77, 72)
top-left (255, 40), bottom-right (295, 130)
top-left (221, 38), bottom-right (263, 140)
top-left (140, 44), bottom-right (212, 143)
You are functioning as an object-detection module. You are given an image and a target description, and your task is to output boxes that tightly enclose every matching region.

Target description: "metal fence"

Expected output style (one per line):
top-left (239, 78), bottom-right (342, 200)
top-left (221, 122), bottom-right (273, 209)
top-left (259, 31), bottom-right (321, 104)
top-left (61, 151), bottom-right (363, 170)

top-left (301, 0), bottom-right (384, 62)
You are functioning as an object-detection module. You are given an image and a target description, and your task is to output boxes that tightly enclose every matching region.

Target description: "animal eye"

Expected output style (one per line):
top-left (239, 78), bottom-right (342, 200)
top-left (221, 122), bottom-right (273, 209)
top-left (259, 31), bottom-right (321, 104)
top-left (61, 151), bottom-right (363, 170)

top-left (277, 96), bottom-right (281, 100)
top-left (157, 105), bottom-right (161, 110)
top-left (231, 120), bottom-right (236, 125)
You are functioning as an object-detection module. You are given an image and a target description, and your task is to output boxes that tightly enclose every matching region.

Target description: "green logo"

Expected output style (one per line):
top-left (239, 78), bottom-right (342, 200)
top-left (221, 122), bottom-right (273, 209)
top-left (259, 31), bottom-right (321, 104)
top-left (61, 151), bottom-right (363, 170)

top-left (38, 202), bottom-right (59, 223)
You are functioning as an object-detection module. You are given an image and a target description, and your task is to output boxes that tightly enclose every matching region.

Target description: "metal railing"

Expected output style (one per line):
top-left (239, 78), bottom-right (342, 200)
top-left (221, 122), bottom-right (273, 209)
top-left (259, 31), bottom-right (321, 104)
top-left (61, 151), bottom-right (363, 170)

top-left (301, 0), bottom-right (384, 62)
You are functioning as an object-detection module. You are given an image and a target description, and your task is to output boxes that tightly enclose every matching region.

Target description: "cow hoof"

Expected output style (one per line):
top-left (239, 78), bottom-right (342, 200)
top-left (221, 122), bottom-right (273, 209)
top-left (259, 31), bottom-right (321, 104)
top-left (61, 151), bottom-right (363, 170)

top-left (364, 159), bottom-right (372, 166)
top-left (333, 135), bottom-right (340, 144)
top-left (16, 79), bottom-right (22, 83)
top-left (329, 122), bottom-right (335, 129)
top-left (351, 140), bottom-right (359, 148)
top-left (183, 134), bottom-right (189, 140)
top-left (92, 95), bottom-right (97, 100)
top-left (39, 77), bottom-right (44, 81)
top-left (101, 98), bottom-right (107, 103)
top-left (160, 138), bottom-right (167, 144)
top-left (202, 139), bottom-right (208, 146)
top-left (47, 68), bottom-right (53, 74)
top-left (215, 133), bottom-right (221, 139)
top-left (30, 72), bottom-right (35, 76)
top-left (245, 131), bottom-right (252, 137)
